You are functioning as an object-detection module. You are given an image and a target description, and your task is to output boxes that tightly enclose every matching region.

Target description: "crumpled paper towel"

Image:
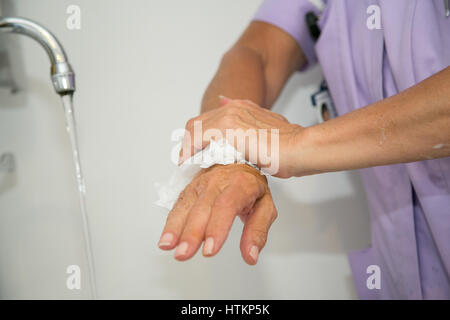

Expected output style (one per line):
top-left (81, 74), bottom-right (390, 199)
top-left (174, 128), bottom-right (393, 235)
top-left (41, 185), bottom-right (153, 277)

top-left (155, 139), bottom-right (257, 210)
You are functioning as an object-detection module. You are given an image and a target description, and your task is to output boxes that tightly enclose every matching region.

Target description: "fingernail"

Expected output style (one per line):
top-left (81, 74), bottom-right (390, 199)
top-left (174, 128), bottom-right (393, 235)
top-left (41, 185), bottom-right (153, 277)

top-left (249, 245), bottom-right (259, 263)
top-left (174, 241), bottom-right (189, 258)
top-left (158, 233), bottom-right (174, 248)
top-left (219, 95), bottom-right (232, 105)
top-left (203, 237), bottom-right (214, 256)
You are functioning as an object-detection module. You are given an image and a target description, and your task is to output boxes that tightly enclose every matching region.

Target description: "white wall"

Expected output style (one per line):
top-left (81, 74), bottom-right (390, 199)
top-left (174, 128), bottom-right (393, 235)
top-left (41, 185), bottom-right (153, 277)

top-left (0, 0), bottom-right (371, 299)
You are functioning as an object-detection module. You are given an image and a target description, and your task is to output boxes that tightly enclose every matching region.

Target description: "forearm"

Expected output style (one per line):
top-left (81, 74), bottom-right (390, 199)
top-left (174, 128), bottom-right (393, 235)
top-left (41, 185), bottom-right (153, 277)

top-left (201, 22), bottom-right (306, 114)
top-left (201, 46), bottom-right (267, 113)
top-left (297, 67), bottom-right (450, 176)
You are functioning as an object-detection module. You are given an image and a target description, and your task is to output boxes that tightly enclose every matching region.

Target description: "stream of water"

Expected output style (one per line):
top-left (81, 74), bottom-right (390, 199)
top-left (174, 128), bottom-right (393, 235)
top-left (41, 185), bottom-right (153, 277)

top-left (61, 94), bottom-right (97, 299)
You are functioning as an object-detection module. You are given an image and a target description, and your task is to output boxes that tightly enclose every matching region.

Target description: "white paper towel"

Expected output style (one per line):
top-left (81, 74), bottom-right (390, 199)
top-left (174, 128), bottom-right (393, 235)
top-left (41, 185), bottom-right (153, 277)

top-left (155, 139), bottom-right (258, 210)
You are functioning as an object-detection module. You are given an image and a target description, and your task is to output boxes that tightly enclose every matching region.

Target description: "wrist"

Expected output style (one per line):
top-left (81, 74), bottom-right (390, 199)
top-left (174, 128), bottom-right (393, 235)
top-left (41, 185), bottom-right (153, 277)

top-left (289, 125), bottom-right (323, 177)
top-left (206, 163), bottom-right (268, 186)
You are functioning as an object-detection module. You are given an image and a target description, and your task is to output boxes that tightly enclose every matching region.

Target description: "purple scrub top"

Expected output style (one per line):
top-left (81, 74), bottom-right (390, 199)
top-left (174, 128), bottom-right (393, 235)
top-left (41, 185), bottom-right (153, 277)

top-left (254, 0), bottom-right (450, 299)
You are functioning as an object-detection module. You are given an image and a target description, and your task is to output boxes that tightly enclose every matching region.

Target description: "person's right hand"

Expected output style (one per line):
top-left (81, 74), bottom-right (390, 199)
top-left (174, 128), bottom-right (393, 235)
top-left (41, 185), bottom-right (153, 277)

top-left (158, 163), bottom-right (277, 265)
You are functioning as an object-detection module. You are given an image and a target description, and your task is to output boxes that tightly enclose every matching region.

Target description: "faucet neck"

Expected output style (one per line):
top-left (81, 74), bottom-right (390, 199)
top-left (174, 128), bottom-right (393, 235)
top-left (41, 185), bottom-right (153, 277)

top-left (0, 16), bottom-right (75, 95)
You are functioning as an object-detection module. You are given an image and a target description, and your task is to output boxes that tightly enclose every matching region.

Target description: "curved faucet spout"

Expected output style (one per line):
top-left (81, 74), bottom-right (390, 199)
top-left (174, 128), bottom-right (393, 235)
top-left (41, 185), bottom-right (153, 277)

top-left (0, 16), bottom-right (75, 95)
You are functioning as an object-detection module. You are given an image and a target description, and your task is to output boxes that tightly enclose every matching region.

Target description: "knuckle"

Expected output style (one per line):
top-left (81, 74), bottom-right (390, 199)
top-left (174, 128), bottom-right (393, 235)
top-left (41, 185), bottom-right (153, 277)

top-left (214, 195), bottom-right (235, 209)
top-left (221, 114), bottom-right (237, 127)
top-left (165, 213), bottom-right (182, 230)
top-left (185, 118), bottom-right (195, 129)
top-left (205, 223), bottom-right (224, 239)
top-left (194, 175), bottom-right (209, 194)
top-left (272, 207), bottom-right (278, 221)
top-left (177, 188), bottom-right (189, 201)
top-left (233, 170), bottom-right (252, 182)
top-left (231, 171), bottom-right (247, 185)
top-left (225, 105), bottom-right (238, 114)
top-left (176, 188), bottom-right (194, 209)
top-left (251, 227), bottom-right (268, 247)
top-left (183, 227), bottom-right (204, 243)
top-left (202, 169), bottom-right (223, 185)
top-left (243, 100), bottom-right (257, 108)
top-left (235, 108), bottom-right (248, 118)
top-left (234, 172), bottom-right (259, 191)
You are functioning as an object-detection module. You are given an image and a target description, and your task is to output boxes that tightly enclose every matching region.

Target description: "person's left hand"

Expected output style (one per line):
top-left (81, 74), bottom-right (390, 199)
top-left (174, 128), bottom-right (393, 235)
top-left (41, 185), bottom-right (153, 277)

top-left (179, 98), bottom-right (304, 178)
top-left (158, 163), bottom-right (276, 265)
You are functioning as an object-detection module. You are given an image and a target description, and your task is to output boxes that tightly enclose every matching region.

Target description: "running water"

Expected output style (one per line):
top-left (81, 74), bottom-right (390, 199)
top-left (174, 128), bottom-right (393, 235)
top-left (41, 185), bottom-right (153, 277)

top-left (61, 94), bottom-right (97, 299)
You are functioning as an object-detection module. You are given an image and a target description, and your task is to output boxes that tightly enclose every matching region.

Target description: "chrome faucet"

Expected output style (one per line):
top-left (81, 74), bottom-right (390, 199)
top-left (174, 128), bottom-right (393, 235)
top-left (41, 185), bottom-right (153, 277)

top-left (0, 16), bottom-right (75, 95)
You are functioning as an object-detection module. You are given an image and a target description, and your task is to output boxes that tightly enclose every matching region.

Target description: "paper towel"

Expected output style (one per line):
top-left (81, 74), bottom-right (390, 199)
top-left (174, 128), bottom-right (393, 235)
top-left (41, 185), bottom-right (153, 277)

top-left (155, 139), bottom-right (259, 210)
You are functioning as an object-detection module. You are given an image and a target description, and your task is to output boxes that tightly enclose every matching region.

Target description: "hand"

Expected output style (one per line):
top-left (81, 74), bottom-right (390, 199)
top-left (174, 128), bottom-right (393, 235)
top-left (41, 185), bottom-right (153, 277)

top-left (179, 98), bottom-right (304, 178)
top-left (158, 163), bottom-right (277, 265)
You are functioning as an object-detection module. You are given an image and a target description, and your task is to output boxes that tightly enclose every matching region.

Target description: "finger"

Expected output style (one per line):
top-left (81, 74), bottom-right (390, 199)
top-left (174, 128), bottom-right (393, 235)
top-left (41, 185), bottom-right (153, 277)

top-left (180, 113), bottom-right (232, 165)
top-left (223, 100), bottom-right (287, 128)
top-left (158, 185), bottom-right (197, 250)
top-left (203, 175), bottom-right (265, 257)
top-left (178, 113), bottom-right (209, 165)
top-left (240, 99), bottom-right (263, 110)
top-left (179, 132), bottom-right (194, 165)
top-left (179, 115), bottom-right (216, 165)
top-left (179, 125), bottom-right (199, 165)
top-left (237, 99), bottom-right (289, 123)
top-left (219, 95), bottom-right (233, 106)
top-left (174, 183), bottom-right (221, 261)
top-left (240, 194), bottom-right (277, 265)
